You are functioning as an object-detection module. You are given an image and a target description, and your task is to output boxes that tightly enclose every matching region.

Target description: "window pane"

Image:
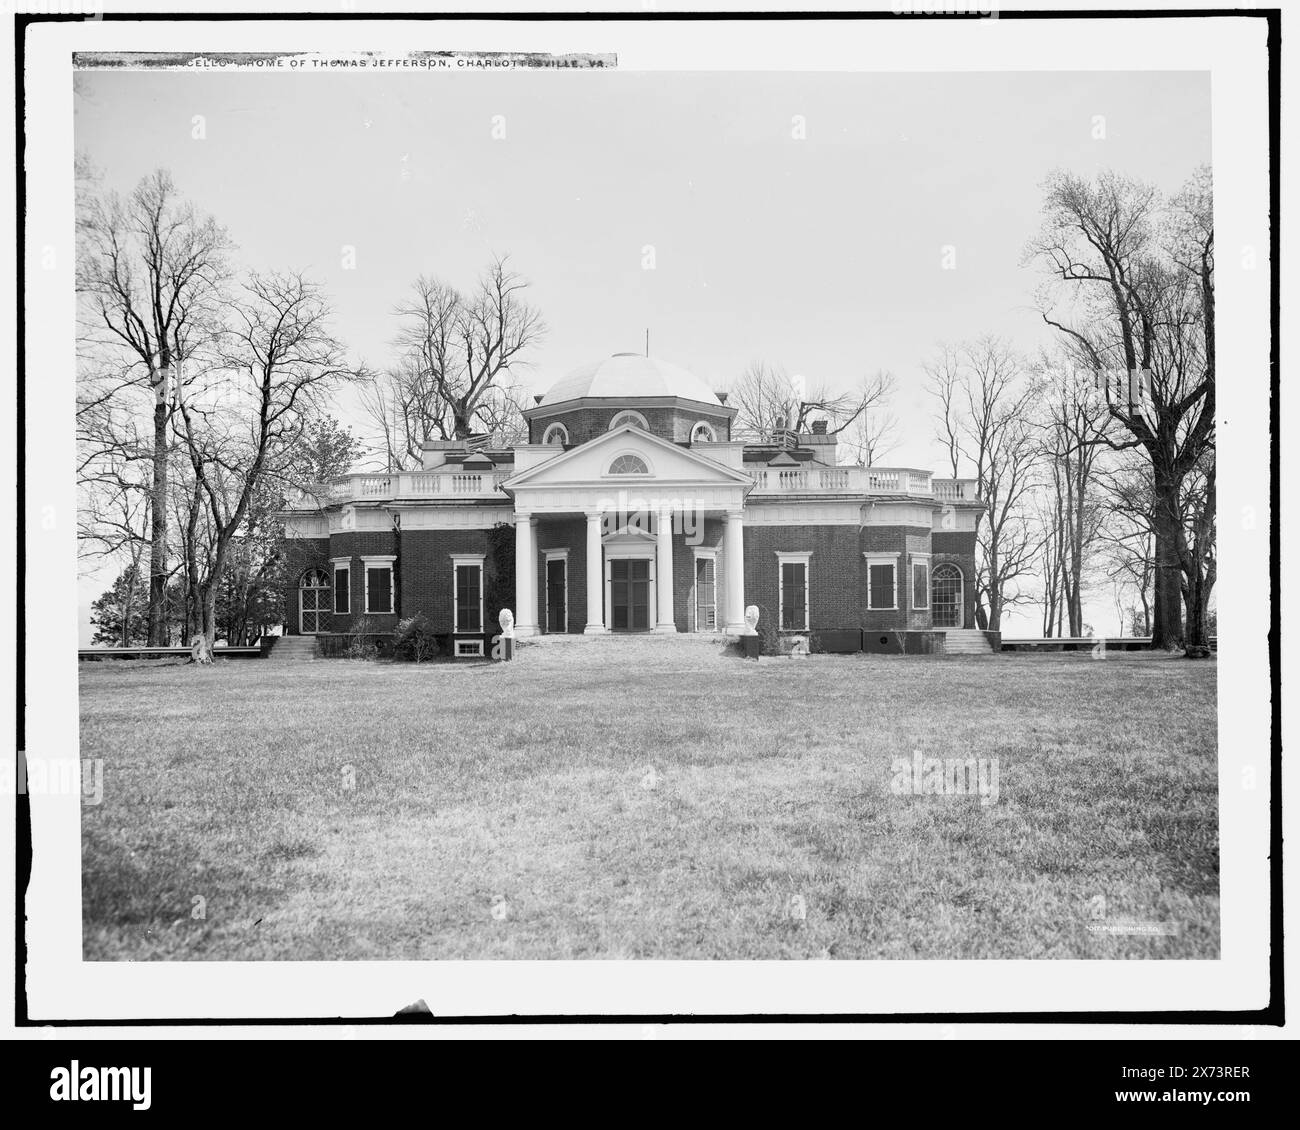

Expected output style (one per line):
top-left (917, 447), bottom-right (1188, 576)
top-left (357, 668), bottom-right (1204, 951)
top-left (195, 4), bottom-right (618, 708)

top-left (696, 558), bottom-right (715, 629)
top-left (781, 562), bottom-right (806, 630)
top-left (456, 564), bottom-right (482, 632)
top-left (334, 568), bottom-right (350, 614)
top-left (869, 564), bottom-right (895, 610)
top-left (367, 567), bottom-right (392, 613)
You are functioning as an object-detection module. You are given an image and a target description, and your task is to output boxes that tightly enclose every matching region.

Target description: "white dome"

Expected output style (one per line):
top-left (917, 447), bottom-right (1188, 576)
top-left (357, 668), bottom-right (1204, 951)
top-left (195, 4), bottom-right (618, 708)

top-left (540, 354), bottom-right (721, 407)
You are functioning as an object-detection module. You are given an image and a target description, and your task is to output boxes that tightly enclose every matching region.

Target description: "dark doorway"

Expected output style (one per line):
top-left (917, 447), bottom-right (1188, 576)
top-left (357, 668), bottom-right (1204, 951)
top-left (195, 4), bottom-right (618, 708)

top-left (610, 558), bottom-right (651, 632)
top-left (546, 558), bottom-right (567, 633)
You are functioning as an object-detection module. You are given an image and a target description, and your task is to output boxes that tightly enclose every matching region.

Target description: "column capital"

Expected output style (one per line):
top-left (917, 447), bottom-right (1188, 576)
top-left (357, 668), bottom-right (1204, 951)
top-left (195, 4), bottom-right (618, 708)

top-left (584, 508), bottom-right (604, 521)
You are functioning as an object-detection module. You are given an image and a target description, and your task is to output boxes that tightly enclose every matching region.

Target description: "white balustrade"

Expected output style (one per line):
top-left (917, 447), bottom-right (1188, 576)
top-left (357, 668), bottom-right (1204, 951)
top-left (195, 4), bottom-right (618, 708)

top-left (291, 468), bottom-right (509, 507)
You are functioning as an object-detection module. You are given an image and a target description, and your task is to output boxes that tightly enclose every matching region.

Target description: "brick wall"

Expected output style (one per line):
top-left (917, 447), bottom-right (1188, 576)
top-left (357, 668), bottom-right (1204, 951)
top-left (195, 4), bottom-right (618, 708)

top-left (672, 518), bottom-right (725, 632)
top-left (395, 528), bottom-right (497, 634)
top-left (326, 529), bottom-right (404, 633)
top-left (931, 530), bottom-right (979, 628)
top-left (535, 516), bottom-right (587, 633)
top-left (285, 515), bottom-right (966, 638)
top-left (281, 537), bottom-right (330, 635)
top-left (742, 524), bottom-right (865, 635)
top-left (529, 405), bottom-right (732, 446)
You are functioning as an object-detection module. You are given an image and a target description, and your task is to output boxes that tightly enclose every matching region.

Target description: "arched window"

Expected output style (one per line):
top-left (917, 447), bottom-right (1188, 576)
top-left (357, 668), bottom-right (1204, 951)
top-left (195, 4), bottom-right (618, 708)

top-left (299, 568), bottom-right (331, 634)
top-left (931, 563), bottom-right (963, 628)
top-left (690, 420), bottom-right (717, 443)
top-left (609, 410), bottom-right (649, 432)
top-left (542, 422), bottom-right (569, 446)
top-left (607, 453), bottom-right (650, 476)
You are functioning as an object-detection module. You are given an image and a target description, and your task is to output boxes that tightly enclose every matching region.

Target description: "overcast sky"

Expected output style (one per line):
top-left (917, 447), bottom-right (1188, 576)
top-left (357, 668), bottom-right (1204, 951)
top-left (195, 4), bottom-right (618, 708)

top-left (74, 67), bottom-right (1211, 638)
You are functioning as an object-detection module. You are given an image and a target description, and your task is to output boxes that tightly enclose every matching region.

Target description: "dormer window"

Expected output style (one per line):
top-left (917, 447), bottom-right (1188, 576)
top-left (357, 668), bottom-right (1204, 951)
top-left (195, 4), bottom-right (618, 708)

top-left (608, 454), bottom-right (649, 475)
top-left (542, 422), bottom-right (569, 446)
top-left (691, 421), bottom-right (717, 443)
top-left (609, 410), bottom-right (650, 432)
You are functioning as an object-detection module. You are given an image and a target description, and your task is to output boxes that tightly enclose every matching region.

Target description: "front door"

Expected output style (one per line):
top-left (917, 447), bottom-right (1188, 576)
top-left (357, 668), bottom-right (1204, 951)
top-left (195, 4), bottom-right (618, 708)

top-left (546, 558), bottom-right (567, 633)
top-left (610, 558), bottom-right (651, 632)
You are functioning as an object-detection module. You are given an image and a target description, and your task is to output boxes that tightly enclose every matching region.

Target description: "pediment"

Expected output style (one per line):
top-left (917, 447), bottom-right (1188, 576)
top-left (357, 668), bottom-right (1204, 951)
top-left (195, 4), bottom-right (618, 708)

top-left (502, 424), bottom-right (754, 491)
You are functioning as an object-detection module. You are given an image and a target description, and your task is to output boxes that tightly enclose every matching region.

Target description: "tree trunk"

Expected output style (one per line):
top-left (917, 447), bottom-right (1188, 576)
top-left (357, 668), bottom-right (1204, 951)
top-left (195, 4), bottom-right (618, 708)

top-left (147, 368), bottom-right (170, 645)
top-left (1183, 571), bottom-right (1214, 658)
top-left (1149, 473), bottom-right (1185, 650)
top-left (190, 584), bottom-right (219, 665)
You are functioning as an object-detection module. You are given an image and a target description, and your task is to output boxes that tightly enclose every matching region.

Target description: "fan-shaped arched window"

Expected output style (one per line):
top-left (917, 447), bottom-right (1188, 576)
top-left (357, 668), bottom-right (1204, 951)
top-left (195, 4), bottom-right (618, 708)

top-left (542, 422), bottom-right (569, 446)
top-left (690, 420), bottom-right (717, 443)
top-left (609, 410), bottom-right (650, 432)
top-left (608, 454), bottom-right (650, 476)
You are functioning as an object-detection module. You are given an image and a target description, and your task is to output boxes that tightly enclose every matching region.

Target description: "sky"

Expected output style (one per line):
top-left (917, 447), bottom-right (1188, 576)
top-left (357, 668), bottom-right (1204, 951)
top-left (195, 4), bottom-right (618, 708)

top-left (73, 67), bottom-right (1211, 640)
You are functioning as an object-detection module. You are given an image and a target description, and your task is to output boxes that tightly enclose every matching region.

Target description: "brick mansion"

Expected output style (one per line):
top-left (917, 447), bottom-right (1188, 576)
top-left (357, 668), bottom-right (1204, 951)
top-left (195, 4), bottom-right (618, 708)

top-left (278, 354), bottom-right (987, 655)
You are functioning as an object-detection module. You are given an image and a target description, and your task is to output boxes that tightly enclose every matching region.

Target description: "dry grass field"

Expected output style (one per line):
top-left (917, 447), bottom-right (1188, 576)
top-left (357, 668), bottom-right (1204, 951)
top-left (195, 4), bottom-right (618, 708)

top-left (80, 640), bottom-right (1219, 960)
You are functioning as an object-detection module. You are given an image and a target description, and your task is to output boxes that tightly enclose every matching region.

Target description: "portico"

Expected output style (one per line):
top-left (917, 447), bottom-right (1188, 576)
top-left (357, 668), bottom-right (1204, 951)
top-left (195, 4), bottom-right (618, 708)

top-left (502, 423), bottom-right (754, 637)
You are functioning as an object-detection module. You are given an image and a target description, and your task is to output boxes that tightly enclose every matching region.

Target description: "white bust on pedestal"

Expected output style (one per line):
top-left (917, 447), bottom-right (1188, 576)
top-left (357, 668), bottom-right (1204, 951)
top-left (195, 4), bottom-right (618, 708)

top-left (743, 605), bottom-right (760, 635)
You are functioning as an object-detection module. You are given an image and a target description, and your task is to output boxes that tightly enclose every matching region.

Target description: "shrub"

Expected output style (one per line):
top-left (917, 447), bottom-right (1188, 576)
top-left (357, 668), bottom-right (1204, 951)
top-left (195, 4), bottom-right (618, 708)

top-left (347, 617), bottom-right (379, 661)
top-left (393, 612), bottom-right (438, 663)
top-left (753, 604), bottom-right (782, 656)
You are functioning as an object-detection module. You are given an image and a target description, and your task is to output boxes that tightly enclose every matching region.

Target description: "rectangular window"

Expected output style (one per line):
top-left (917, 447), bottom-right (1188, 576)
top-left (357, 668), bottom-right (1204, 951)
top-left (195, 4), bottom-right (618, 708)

top-left (695, 556), bottom-right (716, 631)
top-left (365, 566), bottom-right (393, 614)
top-left (333, 565), bottom-right (351, 615)
top-left (780, 561), bottom-right (808, 631)
top-left (868, 562), bottom-right (896, 610)
top-left (912, 561), bottom-right (929, 610)
top-left (454, 562), bottom-right (483, 633)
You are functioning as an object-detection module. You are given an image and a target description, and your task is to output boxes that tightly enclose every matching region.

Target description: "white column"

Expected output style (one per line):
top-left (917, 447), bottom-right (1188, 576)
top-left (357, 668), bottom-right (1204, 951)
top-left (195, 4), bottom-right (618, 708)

top-left (723, 509), bottom-right (749, 635)
top-left (514, 512), bottom-right (537, 637)
top-left (654, 508), bottom-right (677, 633)
top-left (583, 510), bottom-right (606, 634)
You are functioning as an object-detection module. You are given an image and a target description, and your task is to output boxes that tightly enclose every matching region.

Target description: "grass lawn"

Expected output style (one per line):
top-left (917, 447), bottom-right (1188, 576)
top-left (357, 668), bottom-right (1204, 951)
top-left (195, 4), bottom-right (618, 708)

top-left (80, 641), bottom-right (1219, 960)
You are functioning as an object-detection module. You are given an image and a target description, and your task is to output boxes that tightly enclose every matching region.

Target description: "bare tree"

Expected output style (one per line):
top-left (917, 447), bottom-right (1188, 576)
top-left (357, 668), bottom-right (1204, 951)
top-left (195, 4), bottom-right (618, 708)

top-left (77, 169), bottom-right (234, 643)
top-left (176, 272), bottom-right (359, 662)
top-left (1094, 450), bottom-right (1160, 637)
top-left (730, 362), bottom-right (896, 449)
top-left (927, 337), bottom-right (1041, 631)
top-left (1028, 354), bottom-right (1113, 636)
top-left (841, 389), bottom-right (900, 467)
top-left (361, 256), bottom-right (544, 467)
top-left (1025, 167), bottom-right (1214, 654)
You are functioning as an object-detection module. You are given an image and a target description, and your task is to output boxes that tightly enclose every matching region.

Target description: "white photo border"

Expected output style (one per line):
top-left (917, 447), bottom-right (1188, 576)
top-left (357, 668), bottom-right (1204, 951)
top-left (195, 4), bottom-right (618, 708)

top-left (16, 8), bottom-right (1274, 1022)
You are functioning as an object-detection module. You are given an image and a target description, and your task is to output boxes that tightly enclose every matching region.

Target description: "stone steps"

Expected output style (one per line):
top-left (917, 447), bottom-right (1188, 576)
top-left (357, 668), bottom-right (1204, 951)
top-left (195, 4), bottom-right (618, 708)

top-left (942, 630), bottom-right (994, 655)
top-left (267, 636), bottom-right (318, 662)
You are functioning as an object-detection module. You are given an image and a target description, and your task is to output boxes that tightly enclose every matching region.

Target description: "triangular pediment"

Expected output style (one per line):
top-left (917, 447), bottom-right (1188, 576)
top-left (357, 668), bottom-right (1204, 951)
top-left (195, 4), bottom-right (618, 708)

top-left (502, 424), bottom-right (754, 491)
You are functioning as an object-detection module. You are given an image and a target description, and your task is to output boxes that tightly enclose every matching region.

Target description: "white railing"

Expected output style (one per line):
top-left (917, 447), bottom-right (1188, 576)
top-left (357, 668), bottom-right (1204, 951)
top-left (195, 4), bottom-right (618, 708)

top-left (932, 478), bottom-right (978, 502)
top-left (287, 466), bottom-right (979, 506)
top-left (749, 466), bottom-right (968, 499)
top-left (288, 471), bottom-right (511, 508)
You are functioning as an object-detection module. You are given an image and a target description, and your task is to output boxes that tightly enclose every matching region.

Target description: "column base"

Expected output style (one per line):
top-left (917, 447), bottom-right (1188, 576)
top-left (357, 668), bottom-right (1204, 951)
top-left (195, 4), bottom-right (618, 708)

top-left (514, 624), bottom-right (539, 639)
top-left (724, 621), bottom-right (752, 637)
top-left (653, 623), bottom-right (678, 634)
top-left (583, 624), bottom-right (608, 635)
